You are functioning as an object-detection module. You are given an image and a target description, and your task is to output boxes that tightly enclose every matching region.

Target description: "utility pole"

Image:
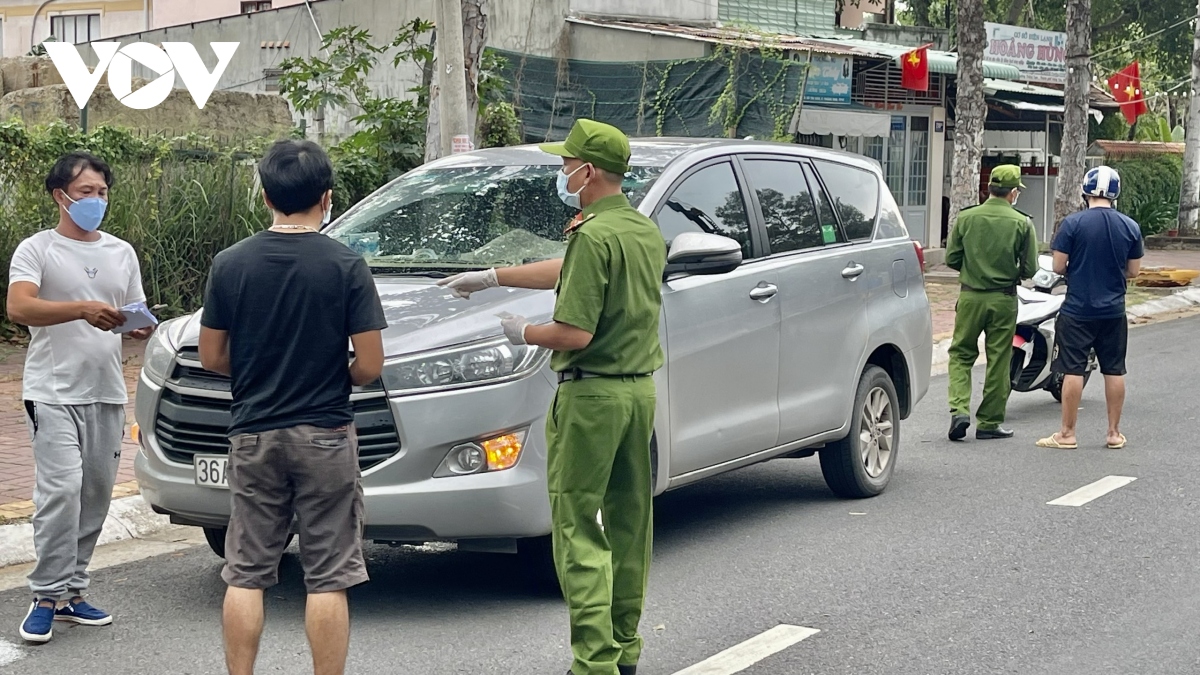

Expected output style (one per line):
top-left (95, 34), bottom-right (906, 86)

top-left (437, 0), bottom-right (471, 156)
top-left (1178, 0), bottom-right (1200, 235)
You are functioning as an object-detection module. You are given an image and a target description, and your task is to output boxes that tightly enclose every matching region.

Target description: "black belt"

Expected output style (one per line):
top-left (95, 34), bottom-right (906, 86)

top-left (556, 369), bottom-right (651, 384)
top-left (961, 283), bottom-right (1017, 296)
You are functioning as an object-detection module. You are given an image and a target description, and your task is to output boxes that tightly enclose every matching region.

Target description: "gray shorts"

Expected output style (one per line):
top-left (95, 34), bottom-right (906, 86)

top-left (222, 424), bottom-right (368, 594)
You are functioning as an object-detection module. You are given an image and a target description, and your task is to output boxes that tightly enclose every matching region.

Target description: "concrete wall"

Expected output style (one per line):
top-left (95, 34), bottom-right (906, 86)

top-left (568, 23), bottom-right (707, 62)
top-left (0, 80), bottom-right (293, 136)
top-left (489, 0), bottom-right (568, 57)
top-left (570, 0), bottom-right (717, 24)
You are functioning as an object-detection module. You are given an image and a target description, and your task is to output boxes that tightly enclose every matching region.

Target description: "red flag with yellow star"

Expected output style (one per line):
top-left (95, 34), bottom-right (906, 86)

top-left (1107, 62), bottom-right (1149, 125)
top-left (901, 46), bottom-right (929, 91)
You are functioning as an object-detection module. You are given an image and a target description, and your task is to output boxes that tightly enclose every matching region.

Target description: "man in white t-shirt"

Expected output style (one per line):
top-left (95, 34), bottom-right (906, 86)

top-left (6, 152), bottom-right (154, 643)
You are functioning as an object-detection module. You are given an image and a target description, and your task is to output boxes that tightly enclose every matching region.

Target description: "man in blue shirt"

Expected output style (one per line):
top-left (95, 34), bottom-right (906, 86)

top-left (1037, 166), bottom-right (1143, 450)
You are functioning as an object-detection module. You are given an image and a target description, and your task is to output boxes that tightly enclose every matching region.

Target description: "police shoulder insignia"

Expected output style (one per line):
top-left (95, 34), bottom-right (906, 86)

top-left (1013, 207), bottom-right (1034, 219)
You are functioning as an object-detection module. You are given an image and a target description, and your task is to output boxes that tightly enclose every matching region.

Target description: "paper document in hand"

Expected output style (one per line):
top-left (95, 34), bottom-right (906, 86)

top-left (111, 301), bottom-right (159, 334)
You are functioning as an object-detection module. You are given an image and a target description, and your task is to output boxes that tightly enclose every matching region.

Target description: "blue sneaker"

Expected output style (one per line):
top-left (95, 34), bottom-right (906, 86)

top-left (19, 600), bottom-right (55, 643)
top-left (54, 598), bottom-right (112, 626)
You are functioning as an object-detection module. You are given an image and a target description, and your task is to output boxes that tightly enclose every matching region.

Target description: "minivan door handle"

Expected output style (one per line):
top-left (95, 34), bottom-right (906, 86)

top-left (841, 263), bottom-right (865, 279)
top-left (749, 283), bottom-right (778, 302)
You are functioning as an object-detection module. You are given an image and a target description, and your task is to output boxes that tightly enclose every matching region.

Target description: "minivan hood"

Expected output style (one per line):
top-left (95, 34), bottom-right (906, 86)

top-left (172, 277), bottom-right (556, 357)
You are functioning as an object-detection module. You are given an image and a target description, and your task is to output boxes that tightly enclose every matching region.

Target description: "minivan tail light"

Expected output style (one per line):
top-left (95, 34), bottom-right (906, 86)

top-left (913, 240), bottom-right (926, 274)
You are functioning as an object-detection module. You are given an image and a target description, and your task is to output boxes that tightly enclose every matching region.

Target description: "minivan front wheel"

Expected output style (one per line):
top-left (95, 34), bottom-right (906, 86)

top-left (819, 366), bottom-right (899, 499)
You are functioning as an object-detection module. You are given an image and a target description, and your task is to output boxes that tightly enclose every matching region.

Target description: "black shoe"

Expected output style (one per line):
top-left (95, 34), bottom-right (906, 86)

top-left (619, 666), bottom-right (637, 675)
top-left (948, 415), bottom-right (970, 441)
top-left (977, 427), bottom-right (1015, 440)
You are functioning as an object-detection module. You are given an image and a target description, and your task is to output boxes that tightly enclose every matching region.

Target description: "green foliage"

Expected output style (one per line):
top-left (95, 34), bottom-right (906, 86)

top-left (278, 20), bottom-right (434, 206)
top-left (478, 102), bottom-right (523, 148)
top-left (1109, 154), bottom-right (1183, 236)
top-left (1133, 115), bottom-right (1174, 142)
top-left (1090, 113), bottom-right (1130, 143)
top-left (0, 123), bottom-right (276, 340)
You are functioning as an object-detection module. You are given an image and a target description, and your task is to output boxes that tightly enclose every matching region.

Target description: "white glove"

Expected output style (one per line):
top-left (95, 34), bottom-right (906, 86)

top-left (436, 268), bottom-right (498, 299)
top-left (496, 312), bottom-right (530, 345)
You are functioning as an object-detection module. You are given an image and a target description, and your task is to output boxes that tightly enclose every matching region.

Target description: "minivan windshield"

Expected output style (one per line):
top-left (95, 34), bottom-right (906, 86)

top-left (325, 164), bottom-right (663, 274)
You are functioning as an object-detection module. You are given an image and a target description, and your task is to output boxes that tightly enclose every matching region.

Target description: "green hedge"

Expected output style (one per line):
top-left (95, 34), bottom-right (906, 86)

top-left (1108, 154), bottom-right (1182, 237)
top-left (0, 123), bottom-right (384, 340)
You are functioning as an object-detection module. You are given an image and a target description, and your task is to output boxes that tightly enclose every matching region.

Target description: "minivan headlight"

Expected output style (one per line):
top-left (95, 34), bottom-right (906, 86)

top-left (381, 337), bottom-right (547, 395)
top-left (142, 322), bottom-right (178, 384)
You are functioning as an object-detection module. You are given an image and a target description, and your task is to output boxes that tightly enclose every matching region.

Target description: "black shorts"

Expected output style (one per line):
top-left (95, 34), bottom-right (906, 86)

top-left (1053, 314), bottom-right (1128, 376)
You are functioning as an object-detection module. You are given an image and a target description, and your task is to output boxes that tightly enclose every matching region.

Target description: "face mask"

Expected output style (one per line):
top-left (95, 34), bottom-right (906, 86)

top-left (556, 164), bottom-right (590, 210)
top-left (60, 192), bottom-right (107, 232)
top-left (322, 205), bottom-right (332, 226)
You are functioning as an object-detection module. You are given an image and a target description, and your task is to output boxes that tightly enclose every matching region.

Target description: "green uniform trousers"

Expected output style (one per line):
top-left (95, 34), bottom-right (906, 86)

top-left (545, 375), bottom-right (656, 675)
top-left (948, 290), bottom-right (1019, 430)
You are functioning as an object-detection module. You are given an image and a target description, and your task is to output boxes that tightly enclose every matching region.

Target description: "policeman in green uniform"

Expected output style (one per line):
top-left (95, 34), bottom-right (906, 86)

top-left (945, 164), bottom-right (1039, 442)
top-left (437, 119), bottom-right (666, 675)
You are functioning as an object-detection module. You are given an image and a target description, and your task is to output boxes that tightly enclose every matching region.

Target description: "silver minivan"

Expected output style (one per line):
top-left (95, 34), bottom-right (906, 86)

top-left (133, 139), bottom-right (932, 563)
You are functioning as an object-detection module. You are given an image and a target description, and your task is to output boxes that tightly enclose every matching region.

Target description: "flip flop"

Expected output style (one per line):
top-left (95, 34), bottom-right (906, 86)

top-left (1035, 434), bottom-right (1078, 449)
top-left (1107, 434), bottom-right (1127, 449)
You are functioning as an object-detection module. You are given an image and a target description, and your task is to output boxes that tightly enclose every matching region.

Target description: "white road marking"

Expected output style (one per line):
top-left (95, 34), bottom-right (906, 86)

top-left (672, 624), bottom-right (820, 675)
top-left (1048, 476), bottom-right (1137, 507)
top-left (0, 638), bottom-right (24, 667)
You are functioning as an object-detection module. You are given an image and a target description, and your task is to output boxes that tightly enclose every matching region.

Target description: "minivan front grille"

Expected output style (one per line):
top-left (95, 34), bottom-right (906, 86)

top-left (156, 349), bottom-right (400, 471)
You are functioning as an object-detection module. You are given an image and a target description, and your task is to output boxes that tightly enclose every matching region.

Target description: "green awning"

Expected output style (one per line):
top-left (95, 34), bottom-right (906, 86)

top-left (891, 53), bottom-right (1022, 80)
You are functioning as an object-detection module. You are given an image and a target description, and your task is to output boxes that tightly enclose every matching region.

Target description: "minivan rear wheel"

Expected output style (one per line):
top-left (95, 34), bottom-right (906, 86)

top-left (203, 527), bottom-right (294, 559)
top-left (819, 366), bottom-right (898, 499)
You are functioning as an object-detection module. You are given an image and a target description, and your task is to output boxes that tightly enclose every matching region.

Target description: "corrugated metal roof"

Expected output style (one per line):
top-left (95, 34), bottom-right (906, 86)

top-left (807, 38), bottom-right (1022, 79)
top-left (1088, 141), bottom-right (1185, 157)
top-left (984, 78), bottom-right (1064, 97)
top-left (565, 17), bottom-right (867, 55)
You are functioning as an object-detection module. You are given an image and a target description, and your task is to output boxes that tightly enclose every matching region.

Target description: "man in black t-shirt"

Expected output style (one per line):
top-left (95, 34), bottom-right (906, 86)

top-left (199, 140), bottom-right (387, 675)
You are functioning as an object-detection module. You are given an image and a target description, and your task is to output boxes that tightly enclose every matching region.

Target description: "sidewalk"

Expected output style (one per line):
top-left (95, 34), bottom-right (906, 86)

top-left (0, 340), bottom-right (144, 521)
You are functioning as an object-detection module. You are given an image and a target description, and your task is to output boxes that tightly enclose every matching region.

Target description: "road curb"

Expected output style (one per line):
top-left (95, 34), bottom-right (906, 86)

top-left (0, 494), bottom-right (171, 569)
top-left (929, 287), bottom-right (1200, 378)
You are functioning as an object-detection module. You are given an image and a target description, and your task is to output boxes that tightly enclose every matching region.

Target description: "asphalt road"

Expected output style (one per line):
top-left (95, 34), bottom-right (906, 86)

top-left (3, 315), bottom-right (1199, 675)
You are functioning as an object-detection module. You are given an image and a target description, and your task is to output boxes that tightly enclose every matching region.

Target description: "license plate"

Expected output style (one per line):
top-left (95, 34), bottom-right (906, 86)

top-left (194, 455), bottom-right (230, 489)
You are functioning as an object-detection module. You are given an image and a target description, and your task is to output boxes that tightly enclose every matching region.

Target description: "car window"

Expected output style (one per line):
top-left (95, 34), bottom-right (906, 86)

top-left (875, 185), bottom-right (910, 240)
top-left (743, 159), bottom-right (838, 254)
top-left (802, 163), bottom-right (848, 245)
top-left (813, 160), bottom-right (880, 241)
top-left (654, 161), bottom-right (753, 259)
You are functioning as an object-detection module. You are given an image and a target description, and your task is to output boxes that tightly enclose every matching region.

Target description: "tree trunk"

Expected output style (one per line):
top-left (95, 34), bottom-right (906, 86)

top-left (1052, 0), bottom-right (1091, 233)
top-left (1178, 0), bottom-right (1200, 235)
top-left (1005, 0), bottom-right (1027, 25)
top-left (462, 0), bottom-right (487, 136)
top-left (948, 0), bottom-right (987, 229)
top-left (911, 0), bottom-right (932, 27)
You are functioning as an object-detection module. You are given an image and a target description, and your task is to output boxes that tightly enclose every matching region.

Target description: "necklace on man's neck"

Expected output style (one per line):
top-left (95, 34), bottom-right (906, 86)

top-left (270, 224), bottom-right (319, 233)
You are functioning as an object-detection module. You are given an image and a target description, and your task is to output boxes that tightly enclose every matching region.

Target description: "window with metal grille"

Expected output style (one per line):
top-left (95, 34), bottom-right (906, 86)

top-left (263, 67), bottom-right (284, 92)
top-left (853, 59), bottom-right (944, 107)
top-left (241, 1), bottom-right (272, 13)
top-left (886, 116), bottom-right (907, 205)
top-left (50, 14), bottom-right (100, 45)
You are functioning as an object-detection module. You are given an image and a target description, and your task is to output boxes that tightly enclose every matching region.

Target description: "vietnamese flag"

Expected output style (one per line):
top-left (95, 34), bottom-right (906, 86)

top-left (901, 46), bottom-right (929, 91)
top-left (1107, 61), bottom-right (1149, 125)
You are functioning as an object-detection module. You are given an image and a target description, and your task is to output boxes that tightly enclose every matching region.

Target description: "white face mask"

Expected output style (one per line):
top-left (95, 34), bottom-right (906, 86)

top-left (556, 164), bottom-right (590, 210)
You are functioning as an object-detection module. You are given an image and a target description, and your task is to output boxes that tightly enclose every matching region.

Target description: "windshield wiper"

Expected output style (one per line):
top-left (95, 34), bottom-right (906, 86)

top-left (368, 267), bottom-right (458, 278)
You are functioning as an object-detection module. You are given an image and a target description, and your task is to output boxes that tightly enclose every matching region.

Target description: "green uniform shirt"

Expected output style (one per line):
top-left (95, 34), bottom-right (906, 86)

top-left (945, 197), bottom-right (1039, 290)
top-left (551, 194), bottom-right (667, 375)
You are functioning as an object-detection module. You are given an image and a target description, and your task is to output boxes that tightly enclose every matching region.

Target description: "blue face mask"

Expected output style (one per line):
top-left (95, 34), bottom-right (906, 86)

top-left (555, 164), bottom-right (589, 210)
top-left (61, 192), bottom-right (108, 232)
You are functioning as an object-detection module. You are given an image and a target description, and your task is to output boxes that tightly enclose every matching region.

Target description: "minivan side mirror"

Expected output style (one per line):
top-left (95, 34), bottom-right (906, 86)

top-left (664, 232), bottom-right (743, 278)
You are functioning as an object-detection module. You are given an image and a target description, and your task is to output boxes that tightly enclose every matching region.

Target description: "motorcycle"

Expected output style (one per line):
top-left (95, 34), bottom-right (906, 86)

top-left (1010, 254), bottom-right (1097, 401)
